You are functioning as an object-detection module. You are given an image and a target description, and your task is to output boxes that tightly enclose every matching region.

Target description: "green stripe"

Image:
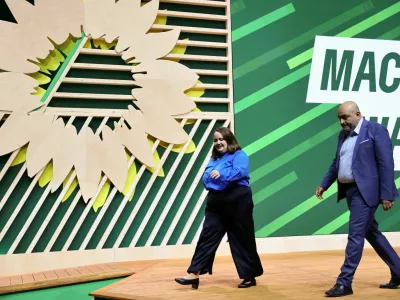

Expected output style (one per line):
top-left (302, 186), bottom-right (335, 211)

top-left (244, 104), bottom-right (337, 156)
top-left (380, 211), bottom-right (400, 231)
top-left (255, 185), bottom-right (338, 237)
top-left (235, 25), bottom-right (398, 117)
top-left (235, 63), bottom-right (311, 114)
top-left (251, 122), bottom-right (340, 184)
top-left (233, 0), bottom-right (374, 80)
top-left (287, 1), bottom-right (400, 69)
top-left (232, 3), bottom-right (296, 42)
top-left (40, 34), bottom-right (85, 103)
top-left (314, 178), bottom-right (400, 234)
top-left (378, 177), bottom-right (400, 231)
top-left (253, 171), bottom-right (298, 205)
top-left (314, 211), bottom-right (350, 235)
top-left (231, 0), bottom-right (246, 15)
top-left (379, 25), bottom-right (400, 40)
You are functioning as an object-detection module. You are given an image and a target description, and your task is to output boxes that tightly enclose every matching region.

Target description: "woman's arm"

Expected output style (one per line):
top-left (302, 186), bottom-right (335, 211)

top-left (219, 151), bottom-right (249, 182)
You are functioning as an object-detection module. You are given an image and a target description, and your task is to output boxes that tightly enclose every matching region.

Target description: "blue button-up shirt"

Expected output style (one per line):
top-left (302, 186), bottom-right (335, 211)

top-left (338, 118), bottom-right (363, 183)
top-left (202, 150), bottom-right (250, 191)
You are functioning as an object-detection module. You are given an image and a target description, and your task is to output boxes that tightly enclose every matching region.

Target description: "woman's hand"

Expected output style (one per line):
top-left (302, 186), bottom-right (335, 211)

top-left (210, 170), bottom-right (220, 179)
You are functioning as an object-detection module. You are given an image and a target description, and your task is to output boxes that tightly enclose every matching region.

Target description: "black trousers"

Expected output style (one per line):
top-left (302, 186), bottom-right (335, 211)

top-left (187, 186), bottom-right (263, 279)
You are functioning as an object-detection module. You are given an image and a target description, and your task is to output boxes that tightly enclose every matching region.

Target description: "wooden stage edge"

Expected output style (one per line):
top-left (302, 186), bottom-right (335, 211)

top-left (90, 248), bottom-right (400, 300)
top-left (0, 262), bottom-right (138, 295)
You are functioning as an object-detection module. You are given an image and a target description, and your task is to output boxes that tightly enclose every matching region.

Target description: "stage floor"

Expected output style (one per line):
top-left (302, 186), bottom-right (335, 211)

top-left (90, 248), bottom-right (400, 300)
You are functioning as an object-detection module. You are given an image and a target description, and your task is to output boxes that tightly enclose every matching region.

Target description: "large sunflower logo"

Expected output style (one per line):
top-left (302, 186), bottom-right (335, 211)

top-left (0, 0), bottom-right (200, 204)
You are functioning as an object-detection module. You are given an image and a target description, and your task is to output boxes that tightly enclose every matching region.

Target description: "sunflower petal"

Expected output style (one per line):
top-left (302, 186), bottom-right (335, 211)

top-left (37, 49), bottom-right (66, 74)
top-left (26, 117), bottom-right (64, 178)
top-left (0, 0), bottom-right (83, 73)
top-left (84, 0), bottom-right (159, 52)
top-left (74, 128), bottom-right (102, 202)
top-left (159, 139), bottom-right (197, 154)
top-left (122, 153), bottom-right (137, 201)
top-left (11, 145), bottom-right (28, 166)
top-left (0, 112), bottom-right (52, 157)
top-left (51, 124), bottom-right (79, 192)
top-left (29, 73), bottom-right (51, 85)
top-left (185, 80), bottom-right (205, 98)
top-left (132, 59), bottom-right (198, 92)
top-left (62, 170), bottom-right (79, 202)
top-left (38, 162), bottom-right (53, 187)
top-left (100, 126), bottom-right (127, 192)
top-left (122, 29), bottom-right (180, 62)
top-left (92, 179), bottom-right (111, 212)
top-left (0, 73), bottom-right (42, 113)
top-left (133, 102), bottom-right (189, 144)
top-left (132, 84), bottom-right (196, 116)
top-left (115, 118), bottom-right (156, 168)
top-left (146, 139), bottom-right (164, 177)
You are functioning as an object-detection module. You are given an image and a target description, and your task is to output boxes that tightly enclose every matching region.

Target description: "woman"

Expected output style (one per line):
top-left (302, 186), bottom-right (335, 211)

top-left (175, 127), bottom-right (263, 289)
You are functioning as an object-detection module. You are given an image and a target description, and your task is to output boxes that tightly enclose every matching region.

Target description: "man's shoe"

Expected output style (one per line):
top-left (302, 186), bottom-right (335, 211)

top-left (325, 284), bottom-right (353, 297)
top-left (379, 278), bottom-right (400, 289)
top-left (238, 278), bottom-right (256, 288)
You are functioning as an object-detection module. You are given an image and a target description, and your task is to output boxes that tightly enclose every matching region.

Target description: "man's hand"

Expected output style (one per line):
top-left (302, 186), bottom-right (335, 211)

top-left (316, 186), bottom-right (326, 200)
top-left (210, 170), bottom-right (220, 179)
top-left (382, 200), bottom-right (394, 211)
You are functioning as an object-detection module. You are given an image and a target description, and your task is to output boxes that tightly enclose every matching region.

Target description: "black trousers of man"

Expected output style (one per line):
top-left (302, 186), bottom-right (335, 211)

top-left (187, 186), bottom-right (263, 279)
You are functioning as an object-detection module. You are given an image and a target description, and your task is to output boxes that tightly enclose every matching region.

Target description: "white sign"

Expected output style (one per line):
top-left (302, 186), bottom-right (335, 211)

top-left (307, 36), bottom-right (400, 169)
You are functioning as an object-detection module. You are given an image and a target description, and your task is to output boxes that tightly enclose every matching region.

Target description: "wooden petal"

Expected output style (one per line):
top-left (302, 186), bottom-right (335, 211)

top-left (121, 29), bottom-right (180, 62)
top-left (26, 117), bottom-right (65, 177)
top-left (132, 84), bottom-right (195, 116)
top-left (0, 0), bottom-right (83, 73)
top-left (0, 112), bottom-right (52, 156)
top-left (115, 0), bottom-right (159, 52)
top-left (51, 124), bottom-right (79, 192)
top-left (74, 128), bottom-right (102, 202)
top-left (133, 59), bottom-right (199, 92)
top-left (84, 0), bottom-right (117, 40)
top-left (135, 102), bottom-right (189, 144)
top-left (0, 21), bottom-right (37, 73)
top-left (100, 126), bottom-right (127, 192)
top-left (0, 73), bottom-right (42, 113)
top-left (35, 0), bottom-right (84, 45)
top-left (84, 0), bottom-right (158, 51)
top-left (116, 117), bottom-right (156, 168)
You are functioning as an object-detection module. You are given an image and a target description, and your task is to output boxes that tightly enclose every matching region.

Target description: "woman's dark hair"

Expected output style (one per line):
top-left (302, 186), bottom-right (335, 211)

top-left (211, 127), bottom-right (242, 159)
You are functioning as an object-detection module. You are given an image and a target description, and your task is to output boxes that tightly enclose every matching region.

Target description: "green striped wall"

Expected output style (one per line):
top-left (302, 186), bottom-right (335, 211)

top-left (231, 0), bottom-right (400, 237)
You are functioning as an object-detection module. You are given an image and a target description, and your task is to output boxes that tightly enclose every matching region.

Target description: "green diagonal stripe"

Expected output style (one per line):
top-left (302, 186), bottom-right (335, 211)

top-left (287, 1), bottom-right (400, 69)
top-left (251, 122), bottom-right (340, 184)
top-left (235, 23), bottom-right (397, 116)
top-left (233, 0), bottom-right (374, 80)
top-left (232, 3), bottom-right (296, 42)
top-left (40, 33), bottom-right (85, 103)
top-left (314, 178), bottom-right (400, 234)
top-left (380, 210), bottom-right (400, 231)
top-left (253, 171), bottom-right (298, 205)
top-left (235, 63), bottom-right (311, 114)
top-left (255, 185), bottom-right (338, 237)
top-left (379, 25), bottom-right (400, 40)
top-left (314, 211), bottom-right (350, 235)
top-left (244, 104), bottom-right (337, 156)
top-left (231, 0), bottom-right (246, 15)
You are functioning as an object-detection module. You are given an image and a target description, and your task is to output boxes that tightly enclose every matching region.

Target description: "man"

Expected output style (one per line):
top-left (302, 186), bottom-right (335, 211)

top-left (316, 101), bottom-right (400, 297)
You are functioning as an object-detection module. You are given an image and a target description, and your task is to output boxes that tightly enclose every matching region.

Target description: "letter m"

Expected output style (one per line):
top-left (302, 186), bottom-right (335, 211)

top-left (320, 49), bottom-right (354, 91)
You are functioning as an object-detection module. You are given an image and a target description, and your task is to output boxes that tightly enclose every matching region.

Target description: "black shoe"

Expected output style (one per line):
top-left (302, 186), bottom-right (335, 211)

top-left (325, 284), bottom-right (353, 297)
top-left (238, 278), bottom-right (256, 288)
top-left (175, 278), bottom-right (199, 289)
top-left (379, 278), bottom-right (400, 289)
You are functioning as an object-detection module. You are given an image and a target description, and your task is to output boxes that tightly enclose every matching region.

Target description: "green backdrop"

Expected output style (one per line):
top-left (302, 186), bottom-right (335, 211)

top-left (231, 0), bottom-right (400, 237)
top-left (0, 1), bottom-right (399, 257)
